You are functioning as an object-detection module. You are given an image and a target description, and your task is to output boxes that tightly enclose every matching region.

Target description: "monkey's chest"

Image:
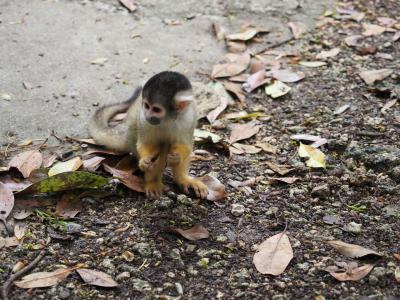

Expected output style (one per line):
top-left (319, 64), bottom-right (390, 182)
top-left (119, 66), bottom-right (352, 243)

top-left (143, 123), bottom-right (188, 146)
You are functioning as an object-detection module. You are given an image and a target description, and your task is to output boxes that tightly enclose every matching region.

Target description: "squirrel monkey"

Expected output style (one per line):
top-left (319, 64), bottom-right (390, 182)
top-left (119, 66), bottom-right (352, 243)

top-left (89, 71), bottom-right (208, 199)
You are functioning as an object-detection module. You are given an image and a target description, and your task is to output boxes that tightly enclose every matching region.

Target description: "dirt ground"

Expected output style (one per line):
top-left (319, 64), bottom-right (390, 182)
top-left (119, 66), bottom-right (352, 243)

top-left (1, 0), bottom-right (400, 299)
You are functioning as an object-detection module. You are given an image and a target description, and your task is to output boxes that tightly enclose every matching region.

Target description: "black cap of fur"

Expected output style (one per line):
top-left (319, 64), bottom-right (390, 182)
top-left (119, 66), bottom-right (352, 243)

top-left (142, 71), bottom-right (192, 114)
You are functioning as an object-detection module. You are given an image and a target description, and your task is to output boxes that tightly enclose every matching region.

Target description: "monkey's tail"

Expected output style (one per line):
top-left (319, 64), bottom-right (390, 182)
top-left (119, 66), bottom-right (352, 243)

top-left (88, 87), bottom-right (142, 152)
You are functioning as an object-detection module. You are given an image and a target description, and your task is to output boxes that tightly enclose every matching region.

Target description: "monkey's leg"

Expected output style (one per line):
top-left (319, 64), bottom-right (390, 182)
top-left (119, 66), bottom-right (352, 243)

top-left (169, 144), bottom-right (208, 199)
top-left (138, 144), bottom-right (165, 199)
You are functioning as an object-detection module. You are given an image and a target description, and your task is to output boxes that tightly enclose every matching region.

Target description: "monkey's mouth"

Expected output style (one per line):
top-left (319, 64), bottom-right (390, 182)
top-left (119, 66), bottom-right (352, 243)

top-left (147, 117), bottom-right (160, 125)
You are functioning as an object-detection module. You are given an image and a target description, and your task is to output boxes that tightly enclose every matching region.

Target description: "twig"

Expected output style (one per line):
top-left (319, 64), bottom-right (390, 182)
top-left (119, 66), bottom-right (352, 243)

top-left (2, 250), bottom-right (46, 300)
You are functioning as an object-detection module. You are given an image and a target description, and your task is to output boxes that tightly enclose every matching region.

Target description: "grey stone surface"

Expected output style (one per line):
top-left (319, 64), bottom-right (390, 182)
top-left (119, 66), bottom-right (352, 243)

top-left (0, 0), bottom-right (333, 142)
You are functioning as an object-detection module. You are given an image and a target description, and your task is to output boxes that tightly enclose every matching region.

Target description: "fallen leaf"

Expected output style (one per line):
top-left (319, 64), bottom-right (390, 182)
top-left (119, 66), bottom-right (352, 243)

top-left (253, 232), bottom-right (293, 275)
top-left (326, 240), bottom-right (382, 258)
top-left (362, 23), bottom-right (387, 36)
top-left (228, 73), bottom-right (249, 82)
top-left (48, 157), bottom-right (83, 176)
top-left (227, 27), bottom-right (268, 41)
top-left (17, 139), bottom-right (33, 147)
top-left (14, 222), bottom-right (27, 240)
top-left (22, 81), bottom-right (32, 90)
top-left (268, 177), bottom-right (299, 184)
top-left (15, 268), bottom-right (73, 288)
top-left (223, 111), bottom-right (266, 120)
top-left (0, 237), bottom-right (20, 248)
top-left (194, 129), bottom-right (222, 144)
top-left (90, 57), bottom-right (108, 66)
top-left (333, 104), bottom-right (350, 115)
top-left (0, 176), bottom-right (32, 192)
top-left (226, 41), bottom-right (247, 53)
top-left (170, 224), bottom-right (210, 240)
top-left (381, 99), bottom-right (397, 114)
top-left (256, 142), bottom-right (277, 154)
top-left (42, 154), bottom-right (57, 168)
top-left (291, 134), bottom-right (326, 143)
top-left (231, 143), bottom-right (262, 154)
top-left (212, 22), bottom-right (226, 41)
top-left (299, 61), bottom-right (327, 68)
top-left (242, 70), bottom-right (266, 93)
top-left (103, 164), bottom-right (144, 193)
top-left (119, 0), bottom-right (137, 12)
top-left (344, 35), bottom-right (363, 47)
top-left (18, 172), bottom-right (108, 195)
top-left (76, 268), bottom-right (118, 287)
top-left (265, 81), bottom-right (291, 99)
top-left (211, 52), bottom-right (251, 78)
top-left (267, 69), bottom-right (305, 83)
top-left (359, 69), bottom-right (393, 85)
top-left (376, 53), bottom-right (393, 60)
top-left (288, 22), bottom-right (304, 39)
top-left (298, 143), bottom-right (326, 168)
top-left (56, 194), bottom-right (83, 218)
top-left (316, 48), bottom-right (340, 60)
top-left (13, 207), bottom-right (34, 220)
top-left (265, 162), bottom-right (294, 176)
top-left (222, 82), bottom-right (247, 105)
top-left (199, 174), bottom-right (226, 201)
top-left (327, 264), bottom-right (375, 281)
top-left (357, 46), bottom-right (377, 55)
top-left (229, 121), bottom-right (261, 144)
top-left (395, 267), bottom-right (400, 283)
top-left (82, 156), bottom-right (106, 172)
top-left (0, 182), bottom-right (15, 224)
top-left (377, 17), bottom-right (397, 27)
top-left (206, 95), bottom-right (229, 124)
top-left (8, 150), bottom-right (43, 178)
top-left (393, 31), bottom-right (400, 42)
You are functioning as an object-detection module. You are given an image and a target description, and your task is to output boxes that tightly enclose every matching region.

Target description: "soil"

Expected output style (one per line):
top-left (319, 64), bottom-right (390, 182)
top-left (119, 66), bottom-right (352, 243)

top-left (1, 0), bottom-right (399, 299)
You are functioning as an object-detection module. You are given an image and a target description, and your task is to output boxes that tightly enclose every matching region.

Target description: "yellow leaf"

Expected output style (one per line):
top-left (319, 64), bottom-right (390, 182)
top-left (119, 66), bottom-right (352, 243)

top-left (48, 157), bottom-right (83, 176)
top-left (298, 143), bottom-right (326, 168)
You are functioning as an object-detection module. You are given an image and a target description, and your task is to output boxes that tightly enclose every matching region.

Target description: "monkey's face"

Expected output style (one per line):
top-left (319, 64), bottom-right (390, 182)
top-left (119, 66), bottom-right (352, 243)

top-left (142, 100), bottom-right (166, 125)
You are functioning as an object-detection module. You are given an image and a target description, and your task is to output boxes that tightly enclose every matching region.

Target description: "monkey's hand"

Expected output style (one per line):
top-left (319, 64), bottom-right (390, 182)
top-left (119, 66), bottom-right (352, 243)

top-left (145, 181), bottom-right (165, 199)
top-left (139, 156), bottom-right (158, 172)
top-left (137, 144), bottom-right (160, 172)
top-left (180, 177), bottom-right (208, 199)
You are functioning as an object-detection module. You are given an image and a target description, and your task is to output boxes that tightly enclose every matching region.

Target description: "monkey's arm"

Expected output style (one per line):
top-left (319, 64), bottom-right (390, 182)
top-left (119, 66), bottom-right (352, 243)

top-left (168, 143), bottom-right (208, 199)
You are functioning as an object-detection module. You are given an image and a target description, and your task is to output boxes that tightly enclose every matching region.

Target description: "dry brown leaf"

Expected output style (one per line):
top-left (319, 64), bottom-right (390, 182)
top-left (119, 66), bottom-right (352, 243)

top-left (229, 121), bottom-right (261, 144)
top-left (14, 222), bottom-right (27, 240)
top-left (82, 156), bottom-right (106, 172)
top-left (222, 82), bottom-right (247, 105)
top-left (393, 31), bottom-right (400, 42)
top-left (200, 174), bottom-right (226, 201)
top-left (327, 240), bottom-right (382, 258)
top-left (56, 194), bottom-right (83, 218)
top-left (0, 237), bottom-right (20, 248)
top-left (23, 81), bottom-right (32, 90)
top-left (8, 150), bottom-right (43, 178)
top-left (316, 48), bottom-right (340, 60)
top-left (228, 74), bottom-right (250, 82)
top-left (0, 182), bottom-right (14, 224)
top-left (362, 23), bottom-right (387, 36)
top-left (48, 157), bottom-right (83, 176)
top-left (344, 35), bottom-right (363, 47)
top-left (103, 164), bottom-right (144, 193)
top-left (357, 46), bottom-right (377, 55)
top-left (359, 69), bottom-right (393, 85)
top-left (267, 69), bottom-right (305, 83)
top-left (119, 0), bottom-right (137, 12)
top-left (231, 143), bottom-right (261, 154)
top-left (381, 99), bottom-right (397, 114)
top-left (327, 264), bottom-right (375, 281)
top-left (42, 154), bottom-right (57, 168)
top-left (13, 207), bottom-right (34, 220)
top-left (253, 232), bottom-right (293, 275)
top-left (226, 41), bottom-right (247, 53)
top-left (170, 224), bottom-right (210, 240)
top-left (15, 268), bottom-right (73, 288)
top-left (269, 177), bottom-right (299, 184)
top-left (265, 162), bottom-right (294, 176)
top-left (207, 95), bottom-right (229, 124)
top-left (377, 17), bottom-right (397, 27)
top-left (76, 268), bottom-right (118, 287)
top-left (256, 142), bottom-right (277, 154)
top-left (212, 22), bottom-right (226, 41)
top-left (226, 28), bottom-right (259, 41)
top-left (288, 22), bottom-right (304, 39)
top-left (211, 52), bottom-right (251, 78)
top-left (242, 70), bottom-right (266, 93)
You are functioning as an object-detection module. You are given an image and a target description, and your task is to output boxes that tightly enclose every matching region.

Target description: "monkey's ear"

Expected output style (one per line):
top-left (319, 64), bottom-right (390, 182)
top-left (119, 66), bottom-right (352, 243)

top-left (174, 90), bottom-right (194, 112)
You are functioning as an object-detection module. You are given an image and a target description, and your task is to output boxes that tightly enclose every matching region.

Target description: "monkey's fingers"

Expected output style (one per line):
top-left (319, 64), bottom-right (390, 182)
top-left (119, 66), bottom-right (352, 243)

top-left (139, 155), bottom-right (159, 172)
top-left (167, 152), bottom-right (181, 166)
top-left (181, 178), bottom-right (208, 199)
top-left (145, 181), bottom-right (163, 199)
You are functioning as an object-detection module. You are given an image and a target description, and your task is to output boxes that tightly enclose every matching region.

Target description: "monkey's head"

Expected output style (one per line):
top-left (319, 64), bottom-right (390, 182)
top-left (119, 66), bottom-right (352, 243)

top-left (142, 71), bottom-right (193, 125)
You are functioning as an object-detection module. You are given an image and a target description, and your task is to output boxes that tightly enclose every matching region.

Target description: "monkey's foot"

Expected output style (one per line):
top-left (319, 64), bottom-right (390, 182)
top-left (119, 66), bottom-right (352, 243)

top-left (179, 177), bottom-right (208, 199)
top-left (145, 181), bottom-right (164, 199)
top-left (139, 156), bottom-right (158, 172)
top-left (167, 152), bottom-right (181, 166)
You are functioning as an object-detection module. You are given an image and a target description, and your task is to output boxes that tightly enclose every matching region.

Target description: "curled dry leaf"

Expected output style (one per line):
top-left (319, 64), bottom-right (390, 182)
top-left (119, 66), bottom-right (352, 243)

top-left (0, 182), bottom-right (14, 224)
top-left (77, 268), bottom-right (118, 287)
top-left (393, 31), bottom-right (400, 42)
top-left (268, 177), bottom-right (299, 184)
top-left (211, 52), bottom-right (251, 78)
top-left (82, 156), bottom-right (106, 172)
top-left (199, 174), bottom-right (226, 201)
top-left (14, 222), bottom-right (27, 240)
top-left (48, 157), bottom-right (83, 176)
top-left (327, 240), bottom-right (382, 258)
top-left (119, 0), bottom-right (137, 12)
top-left (334, 104), bottom-right (350, 115)
top-left (170, 224), bottom-right (210, 241)
top-left (15, 267), bottom-right (73, 288)
top-left (227, 28), bottom-right (258, 41)
top-left (265, 81), bottom-right (291, 99)
top-left (194, 129), bottom-right (222, 144)
top-left (212, 22), bottom-right (226, 41)
top-left (327, 264), bottom-right (375, 282)
top-left (291, 134), bottom-right (326, 143)
top-left (8, 150), bottom-right (43, 178)
top-left (359, 69), bottom-right (393, 85)
top-left (316, 48), bottom-right (340, 60)
top-left (42, 154), bottom-right (57, 168)
top-left (242, 70), bottom-right (266, 93)
top-left (13, 207), bottom-right (34, 220)
top-left (362, 23), bottom-right (387, 36)
top-left (265, 162), bottom-right (294, 176)
top-left (231, 143), bottom-right (261, 154)
top-left (344, 35), bottom-right (363, 47)
top-left (0, 237), bottom-right (20, 248)
top-left (267, 69), bottom-right (305, 83)
top-left (253, 232), bottom-right (293, 275)
top-left (103, 163), bottom-right (144, 193)
top-left (288, 22), bottom-right (304, 39)
top-left (222, 82), bottom-right (247, 105)
top-left (206, 94), bottom-right (228, 124)
top-left (377, 17), bottom-right (397, 27)
top-left (229, 121), bottom-right (261, 144)
top-left (56, 194), bottom-right (83, 218)
top-left (256, 142), bottom-right (276, 154)
top-left (226, 41), bottom-right (247, 53)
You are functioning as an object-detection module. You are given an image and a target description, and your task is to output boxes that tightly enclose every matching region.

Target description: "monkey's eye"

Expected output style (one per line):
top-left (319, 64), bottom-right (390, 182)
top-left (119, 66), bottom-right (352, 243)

top-left (144, 103), bottom-right (150, 110)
